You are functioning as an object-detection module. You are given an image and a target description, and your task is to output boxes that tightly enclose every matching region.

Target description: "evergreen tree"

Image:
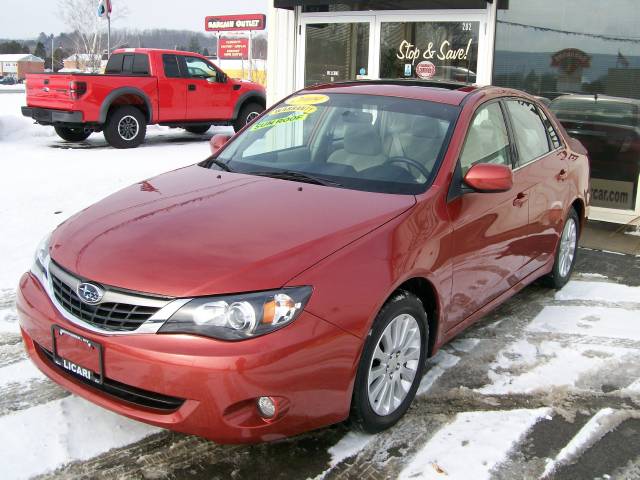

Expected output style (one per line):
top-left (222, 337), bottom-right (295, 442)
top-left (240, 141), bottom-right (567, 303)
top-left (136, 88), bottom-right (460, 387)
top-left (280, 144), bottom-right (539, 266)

top-left (187, 36), bottom-right (201, 54)
top-left (34, 42), bottom-right (47, 60)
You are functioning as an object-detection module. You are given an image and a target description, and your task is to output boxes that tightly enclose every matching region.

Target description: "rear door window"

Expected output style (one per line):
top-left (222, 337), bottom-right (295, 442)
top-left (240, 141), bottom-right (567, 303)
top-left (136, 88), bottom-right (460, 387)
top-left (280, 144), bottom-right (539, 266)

top-left (506, 100), bottom-right (552, 166)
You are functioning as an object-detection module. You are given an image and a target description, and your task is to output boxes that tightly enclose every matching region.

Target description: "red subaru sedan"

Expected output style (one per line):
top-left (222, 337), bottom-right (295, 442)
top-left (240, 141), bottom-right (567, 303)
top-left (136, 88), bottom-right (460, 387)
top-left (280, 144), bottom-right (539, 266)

top-left (17, 81), bottom-right (589, 443)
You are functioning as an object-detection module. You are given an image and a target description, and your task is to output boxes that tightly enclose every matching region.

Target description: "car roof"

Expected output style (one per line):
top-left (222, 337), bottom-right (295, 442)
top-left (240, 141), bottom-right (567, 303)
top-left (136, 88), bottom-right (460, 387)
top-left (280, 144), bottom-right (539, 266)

top-left (301, 80), bottom-right (500, 106)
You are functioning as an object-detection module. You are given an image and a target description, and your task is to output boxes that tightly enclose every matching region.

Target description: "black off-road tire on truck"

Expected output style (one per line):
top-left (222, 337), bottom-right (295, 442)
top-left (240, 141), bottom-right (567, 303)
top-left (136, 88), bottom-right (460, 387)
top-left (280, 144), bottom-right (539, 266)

top-left (233, 102), bottom-right (264, 132)
top-left (184, 125), bottom-right (211, 135)
top-left (54, 126), bottom-right (92, 142)
top-left (103, 105), bottom-right (147, 149)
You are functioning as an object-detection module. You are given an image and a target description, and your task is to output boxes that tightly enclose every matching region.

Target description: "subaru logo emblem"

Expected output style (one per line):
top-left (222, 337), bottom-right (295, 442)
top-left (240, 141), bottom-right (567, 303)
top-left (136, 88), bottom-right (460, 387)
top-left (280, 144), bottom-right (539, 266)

top-left (76, 283), bottom-right (104, 304)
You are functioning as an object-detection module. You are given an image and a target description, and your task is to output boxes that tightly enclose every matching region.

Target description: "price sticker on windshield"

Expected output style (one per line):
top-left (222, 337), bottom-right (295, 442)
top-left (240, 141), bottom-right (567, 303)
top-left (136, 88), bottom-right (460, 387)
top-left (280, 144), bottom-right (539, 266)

top-left (286, 94), bottom-right (330, 106)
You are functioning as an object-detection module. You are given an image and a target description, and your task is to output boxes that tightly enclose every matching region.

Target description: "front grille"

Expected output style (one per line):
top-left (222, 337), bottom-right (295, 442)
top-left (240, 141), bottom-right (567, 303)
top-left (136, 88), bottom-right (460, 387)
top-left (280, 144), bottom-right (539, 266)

top-left (36, 343), bottom-right (185, 411)
top-left (51, 272), bottom-right (160, 332)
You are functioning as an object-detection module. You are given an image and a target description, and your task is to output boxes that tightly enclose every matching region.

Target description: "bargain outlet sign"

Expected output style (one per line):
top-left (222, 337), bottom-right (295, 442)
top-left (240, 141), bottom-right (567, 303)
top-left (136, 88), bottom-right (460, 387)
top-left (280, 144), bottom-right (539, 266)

top-left (205, 14), bottom-right (266, 32)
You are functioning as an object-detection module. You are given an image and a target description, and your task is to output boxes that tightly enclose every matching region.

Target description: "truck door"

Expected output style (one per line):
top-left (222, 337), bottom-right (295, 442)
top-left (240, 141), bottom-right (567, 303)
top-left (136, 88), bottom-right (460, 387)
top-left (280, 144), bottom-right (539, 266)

top-left (157, 54), bottom-right (188, 122)
top-left (181, 55), bottom-right (234, 120)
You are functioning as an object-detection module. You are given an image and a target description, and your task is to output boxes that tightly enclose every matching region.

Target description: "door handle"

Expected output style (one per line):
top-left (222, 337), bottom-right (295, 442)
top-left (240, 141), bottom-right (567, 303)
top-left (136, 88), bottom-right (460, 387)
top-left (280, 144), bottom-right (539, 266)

top-left (513, 192), bottom-right (528, 207)
top-left (188, 84), bottom-right (196, 91)
top-left (556, 169), bottom-right (568, 181)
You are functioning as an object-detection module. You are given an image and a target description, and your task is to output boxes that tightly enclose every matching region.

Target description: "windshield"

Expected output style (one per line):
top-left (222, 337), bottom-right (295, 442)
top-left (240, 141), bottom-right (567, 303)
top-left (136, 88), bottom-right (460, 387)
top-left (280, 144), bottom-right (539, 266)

top-left (209, 93), bottom-right (460, 194)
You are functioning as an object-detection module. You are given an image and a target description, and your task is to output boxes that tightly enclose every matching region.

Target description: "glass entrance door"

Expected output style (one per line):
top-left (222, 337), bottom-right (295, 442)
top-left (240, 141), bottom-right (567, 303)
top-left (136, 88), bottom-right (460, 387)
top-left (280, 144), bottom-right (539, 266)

top-left (299, 16), bottom-right (375, 87)
top-left (298, 11), bottom-right (490, 88)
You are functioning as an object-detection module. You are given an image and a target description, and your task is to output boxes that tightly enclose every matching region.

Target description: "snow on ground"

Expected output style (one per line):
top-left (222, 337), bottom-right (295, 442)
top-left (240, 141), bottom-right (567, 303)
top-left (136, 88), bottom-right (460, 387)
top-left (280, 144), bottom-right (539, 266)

top-left (554, 280), bottom-right (640, 303)
top-left (0, 396), bottom-right (160, 480)
top-left (0, 90), bottom-right (230, 291)
top-left (399, 408), bottom-right (551, 480)
top-left (1, 88), bottom-right (640, 479)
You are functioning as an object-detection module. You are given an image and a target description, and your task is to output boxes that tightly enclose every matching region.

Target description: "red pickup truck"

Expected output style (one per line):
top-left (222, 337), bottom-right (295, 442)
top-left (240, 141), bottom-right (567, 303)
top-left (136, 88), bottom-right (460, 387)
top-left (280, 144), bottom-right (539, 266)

top-left (22, 48), bottom-right (266, 148)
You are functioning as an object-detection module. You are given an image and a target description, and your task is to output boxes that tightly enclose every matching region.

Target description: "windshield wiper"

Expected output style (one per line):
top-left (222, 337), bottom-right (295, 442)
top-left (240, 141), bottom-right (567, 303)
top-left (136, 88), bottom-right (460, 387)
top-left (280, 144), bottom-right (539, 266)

top-left (205, 157), bottom-right (233, 172)
top-left (248, 170), bottom-right (343, 187)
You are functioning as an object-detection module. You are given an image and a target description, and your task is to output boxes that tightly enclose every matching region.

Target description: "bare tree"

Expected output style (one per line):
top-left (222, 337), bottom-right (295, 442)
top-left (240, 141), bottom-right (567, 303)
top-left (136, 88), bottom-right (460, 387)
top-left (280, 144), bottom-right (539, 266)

top-left (58, 0), bottom-right (128, 72)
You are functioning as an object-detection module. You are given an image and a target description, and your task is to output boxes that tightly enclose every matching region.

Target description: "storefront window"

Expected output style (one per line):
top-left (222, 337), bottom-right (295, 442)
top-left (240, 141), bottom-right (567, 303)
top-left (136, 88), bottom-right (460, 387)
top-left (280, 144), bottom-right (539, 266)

top-left (380, 21), bottom-right (479, 82)
top-left (304, 22), bottom-right (369, 86)
top-left (493, 0), bottom-right (640, 212)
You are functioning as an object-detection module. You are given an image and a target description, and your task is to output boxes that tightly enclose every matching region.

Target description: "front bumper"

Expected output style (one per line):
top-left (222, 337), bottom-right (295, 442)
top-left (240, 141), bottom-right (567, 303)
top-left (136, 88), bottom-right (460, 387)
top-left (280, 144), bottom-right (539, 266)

top-left (17, 272), bottom-right (361, 443)
top-left (21, 106), bottom-right (83, 125)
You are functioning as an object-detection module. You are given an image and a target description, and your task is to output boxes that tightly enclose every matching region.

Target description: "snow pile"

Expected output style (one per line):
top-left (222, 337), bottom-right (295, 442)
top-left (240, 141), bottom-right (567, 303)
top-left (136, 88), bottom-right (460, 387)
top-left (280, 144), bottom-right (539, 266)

top-left (0, 396), bottom-right (160, 480)
top-left (0, 358), bottom-right (44, 388)
top-left (418, 349), bottom-right (460, 395)
top-left (0, 90), bottom-right (55, 141)
top-left (399, 408), bottom-right (551, 480)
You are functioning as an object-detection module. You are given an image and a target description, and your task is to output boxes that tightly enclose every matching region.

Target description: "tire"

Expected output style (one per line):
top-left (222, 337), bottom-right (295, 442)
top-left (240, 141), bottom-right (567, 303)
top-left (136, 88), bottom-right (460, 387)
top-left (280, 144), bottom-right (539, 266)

top-left (351, 291), bottom-right (428, 433)
top-left (184, 125), bottom-right (211, 135)
top-left (54, 126), bottom-right (91, 142)
top-left (103, 106), bottom-right (147, 149)
top-left (233, 102), bottom-right (264, 132)
top-left (544, 207), bottom-right (580, 289)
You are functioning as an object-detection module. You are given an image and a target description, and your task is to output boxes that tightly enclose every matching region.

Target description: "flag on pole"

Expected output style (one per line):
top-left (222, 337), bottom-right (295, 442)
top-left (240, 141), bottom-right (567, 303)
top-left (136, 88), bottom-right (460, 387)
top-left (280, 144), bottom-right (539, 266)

top-left (97, 0), bottom-right (112, 18)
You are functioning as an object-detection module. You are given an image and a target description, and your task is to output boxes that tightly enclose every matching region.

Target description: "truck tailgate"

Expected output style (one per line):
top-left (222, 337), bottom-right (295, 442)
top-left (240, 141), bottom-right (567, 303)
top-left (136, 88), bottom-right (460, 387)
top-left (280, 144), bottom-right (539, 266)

top-left (26, 75), bottom-right (76, 111)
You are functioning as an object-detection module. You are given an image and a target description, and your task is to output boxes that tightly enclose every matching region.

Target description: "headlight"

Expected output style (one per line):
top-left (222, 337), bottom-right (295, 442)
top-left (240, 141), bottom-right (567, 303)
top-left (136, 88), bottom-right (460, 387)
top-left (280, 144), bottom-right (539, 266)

top-left (158, 286), bottom-right (313, 340)
top-left (31, 232), bottom-right (52, 277)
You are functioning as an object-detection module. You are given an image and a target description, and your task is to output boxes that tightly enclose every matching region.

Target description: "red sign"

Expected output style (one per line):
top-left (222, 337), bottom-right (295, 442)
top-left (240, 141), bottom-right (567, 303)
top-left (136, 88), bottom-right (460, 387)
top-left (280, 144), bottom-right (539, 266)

top-left (205, 14), bottom-right (266, 32)
top-left (218, 37), bottom-right (249, 59)
top-left (416, 61), bottom-right (436, 79)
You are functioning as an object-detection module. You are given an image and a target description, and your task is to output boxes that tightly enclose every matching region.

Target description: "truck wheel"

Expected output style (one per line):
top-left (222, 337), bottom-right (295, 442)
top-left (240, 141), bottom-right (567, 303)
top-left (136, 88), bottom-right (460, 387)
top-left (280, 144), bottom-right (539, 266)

top-left (184, 125), bottom-right (211, 135)
top-left (103, 106), bottom-right (147, 149)
top-left (54, 126), bottom-right (92, 142)
top-left (233, 103), bottom-right (264, 132)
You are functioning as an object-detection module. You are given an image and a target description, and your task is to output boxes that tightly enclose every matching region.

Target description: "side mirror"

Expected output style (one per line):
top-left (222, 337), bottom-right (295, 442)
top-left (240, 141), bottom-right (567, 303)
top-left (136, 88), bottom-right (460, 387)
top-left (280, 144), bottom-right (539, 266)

top-left (218, 72), bottom-right (227, 83)
top-left (210, 134), bottom-right (232, 155)
top-left (206, 76), bottom-right (217, 84)
top-left (463, 163), bottom-right (513, 193)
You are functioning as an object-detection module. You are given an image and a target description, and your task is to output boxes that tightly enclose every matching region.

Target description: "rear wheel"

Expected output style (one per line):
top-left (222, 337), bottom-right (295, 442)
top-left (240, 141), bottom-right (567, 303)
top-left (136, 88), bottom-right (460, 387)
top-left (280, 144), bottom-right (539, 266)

top-left (103, 106), bottom-right (147, 149)
top-left (54, 126), bottom-right (91, 142)
top-left (545, 207), bottom-right (579, 289)
top-left (184, 125), bottom-right (211, 135)
top-left (233, 102), bottom-right (264, 132)
top-left (351, 291), bottom-right (428, 433)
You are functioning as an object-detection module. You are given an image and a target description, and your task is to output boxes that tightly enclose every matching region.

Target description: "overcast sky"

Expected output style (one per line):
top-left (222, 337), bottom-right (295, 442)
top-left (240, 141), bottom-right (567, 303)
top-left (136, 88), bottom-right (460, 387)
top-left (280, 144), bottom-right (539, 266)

top-left (0, 0), bottom-right (268, 39)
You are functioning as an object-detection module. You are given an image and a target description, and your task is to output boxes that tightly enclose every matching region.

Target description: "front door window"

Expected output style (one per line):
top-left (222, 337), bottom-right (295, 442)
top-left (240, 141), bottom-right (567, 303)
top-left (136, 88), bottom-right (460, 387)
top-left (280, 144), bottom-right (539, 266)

top-left (380, 21), bottom-right (479, 82)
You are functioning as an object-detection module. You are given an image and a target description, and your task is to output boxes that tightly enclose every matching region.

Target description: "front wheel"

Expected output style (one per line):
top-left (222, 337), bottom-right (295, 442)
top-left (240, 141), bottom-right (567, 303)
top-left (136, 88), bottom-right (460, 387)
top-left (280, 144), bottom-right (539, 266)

top-left (545, 207), bottom-right (579, 289)
top-left (233, 102), bottom-right (264, 132)
top-left (103, 106), bottom-right (147, 149)
top-left (351, 291), bottom-right (428, 433)
top-left (54, 126), bottom-right (91, 142)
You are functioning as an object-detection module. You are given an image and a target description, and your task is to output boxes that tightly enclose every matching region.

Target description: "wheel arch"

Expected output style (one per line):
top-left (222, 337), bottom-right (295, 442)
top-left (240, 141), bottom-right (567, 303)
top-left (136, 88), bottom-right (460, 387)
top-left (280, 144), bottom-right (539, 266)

top-left (570, 197), bottom-right (586, 234)
top-left (387, 276), bottom-right (440, 358)
top-left (99, 87), bottom-right (153, 124)
top-left (232, 91), bottom-right (266, 120)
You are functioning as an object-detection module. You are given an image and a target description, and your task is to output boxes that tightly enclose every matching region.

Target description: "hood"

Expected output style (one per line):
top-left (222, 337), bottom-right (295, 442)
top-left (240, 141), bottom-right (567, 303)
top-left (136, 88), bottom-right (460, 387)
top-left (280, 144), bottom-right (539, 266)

top-left (51, 165), bottom-right (415, 297)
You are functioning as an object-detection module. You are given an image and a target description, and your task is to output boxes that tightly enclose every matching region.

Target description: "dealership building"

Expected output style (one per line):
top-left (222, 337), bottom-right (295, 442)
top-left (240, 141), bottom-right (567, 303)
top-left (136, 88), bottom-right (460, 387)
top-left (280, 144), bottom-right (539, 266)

top-left (266, 0), bottom-right (640, 225)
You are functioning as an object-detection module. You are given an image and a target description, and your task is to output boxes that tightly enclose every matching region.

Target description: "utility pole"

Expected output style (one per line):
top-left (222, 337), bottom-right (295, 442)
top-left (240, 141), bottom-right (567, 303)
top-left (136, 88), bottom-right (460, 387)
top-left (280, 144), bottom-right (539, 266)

top-left (50, 34), bottom-right (54, 72)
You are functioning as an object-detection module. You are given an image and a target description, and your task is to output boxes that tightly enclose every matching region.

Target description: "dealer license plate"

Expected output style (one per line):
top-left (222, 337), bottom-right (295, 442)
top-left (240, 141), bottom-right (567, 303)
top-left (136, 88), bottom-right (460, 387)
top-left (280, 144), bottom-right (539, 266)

top-left (51, 325), bottom-right (103, 384)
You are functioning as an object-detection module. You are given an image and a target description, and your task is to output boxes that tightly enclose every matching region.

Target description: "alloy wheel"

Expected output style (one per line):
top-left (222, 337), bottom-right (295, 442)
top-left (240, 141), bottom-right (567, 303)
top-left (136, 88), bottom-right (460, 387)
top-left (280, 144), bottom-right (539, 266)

top-left (558, 217), bottom-right (577, 277)
top-left (118, 115), bottom-right (140, 141)
top-left (367, 313), bottom-right (421, 416)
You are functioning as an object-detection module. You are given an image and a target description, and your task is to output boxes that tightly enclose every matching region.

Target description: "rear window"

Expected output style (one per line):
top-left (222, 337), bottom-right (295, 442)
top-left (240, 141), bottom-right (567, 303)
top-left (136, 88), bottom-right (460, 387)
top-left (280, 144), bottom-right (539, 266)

top-left (105, 53), bottom-right (149, 75)
top-left (162, 54), bottom-right (181, 78)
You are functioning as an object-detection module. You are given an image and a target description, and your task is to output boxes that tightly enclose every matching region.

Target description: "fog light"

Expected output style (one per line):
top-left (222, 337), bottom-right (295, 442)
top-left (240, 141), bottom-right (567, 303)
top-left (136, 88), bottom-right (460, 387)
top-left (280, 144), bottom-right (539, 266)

top-left (257, 396), bottom-right (276, 419)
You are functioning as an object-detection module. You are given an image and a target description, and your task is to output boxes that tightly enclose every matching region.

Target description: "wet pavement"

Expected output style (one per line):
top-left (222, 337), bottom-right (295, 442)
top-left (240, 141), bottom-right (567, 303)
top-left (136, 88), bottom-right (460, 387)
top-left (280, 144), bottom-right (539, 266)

top-left (1, 248), bottom-right (639, 480)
